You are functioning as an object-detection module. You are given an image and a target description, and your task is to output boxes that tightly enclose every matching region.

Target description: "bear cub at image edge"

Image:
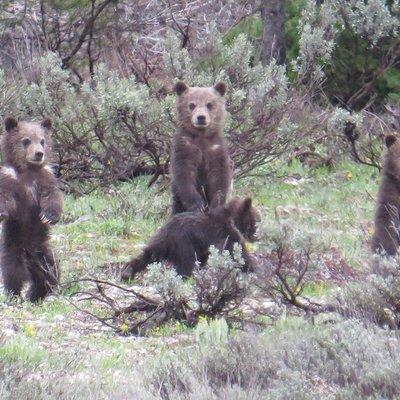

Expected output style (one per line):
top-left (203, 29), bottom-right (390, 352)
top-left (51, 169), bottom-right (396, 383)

top-left (0, 117), bottom-right (63, 302)
top-left (121, 197), bottom-right (260, 280)
top-left (170, 81), bottom-right (233, 214)
top-left (372, 134), bottom-right (400, 256)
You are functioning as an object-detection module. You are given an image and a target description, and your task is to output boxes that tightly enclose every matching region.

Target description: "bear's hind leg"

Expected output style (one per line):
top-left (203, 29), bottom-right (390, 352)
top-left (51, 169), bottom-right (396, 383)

top-left (372, 204), bottom-right (400, 256)
top-left (1, 245), bottom-right (27, 297)
top-left (26, 246), bottom-right (59, 302)
top-left (173, 245), bottom-right (197, 277)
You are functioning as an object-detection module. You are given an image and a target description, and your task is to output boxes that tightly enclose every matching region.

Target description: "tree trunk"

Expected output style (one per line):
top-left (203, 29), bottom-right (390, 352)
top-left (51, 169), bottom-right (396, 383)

top-left (260, 0), bottom-right (286, 65)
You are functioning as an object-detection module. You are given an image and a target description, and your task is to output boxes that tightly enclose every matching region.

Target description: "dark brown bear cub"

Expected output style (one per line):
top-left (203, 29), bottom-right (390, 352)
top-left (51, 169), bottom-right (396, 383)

top-left (171, 81), bottom-right (233, 214)
top-left (121, 197), bottom-right (260, 279)
top-left (0, 117), bottom-right (63, 302)
top-left (372, 134), bottom-right (400, 256)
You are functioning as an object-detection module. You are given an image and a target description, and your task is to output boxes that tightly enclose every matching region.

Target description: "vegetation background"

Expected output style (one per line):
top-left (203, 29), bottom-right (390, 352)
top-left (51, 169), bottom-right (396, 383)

top-left (0, 1), bottom-right (399, 399)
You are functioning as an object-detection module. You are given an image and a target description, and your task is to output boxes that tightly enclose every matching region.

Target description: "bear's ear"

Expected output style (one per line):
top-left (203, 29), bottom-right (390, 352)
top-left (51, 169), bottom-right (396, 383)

top-left (385, 134), bottom-right (397, 148)
top-left (174, 81), bottom-right (188, 96)
top-left (4, 117), bottom-right (18, 133)
top-left (214, 82), bottom-right (227, 97)
top-left (241, 197), bottom-right (252, 213)
top-left (41, 118), bottom-right (52, 130)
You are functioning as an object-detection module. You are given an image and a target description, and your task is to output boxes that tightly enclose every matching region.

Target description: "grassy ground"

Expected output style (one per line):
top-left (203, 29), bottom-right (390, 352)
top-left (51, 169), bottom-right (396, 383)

top-left (0, 160), bottom-right (381, 399)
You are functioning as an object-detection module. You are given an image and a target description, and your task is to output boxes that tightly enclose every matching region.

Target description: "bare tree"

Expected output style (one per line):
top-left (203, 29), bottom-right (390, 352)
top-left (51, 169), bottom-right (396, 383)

top-left (260, 0), bottom-right (285, 65)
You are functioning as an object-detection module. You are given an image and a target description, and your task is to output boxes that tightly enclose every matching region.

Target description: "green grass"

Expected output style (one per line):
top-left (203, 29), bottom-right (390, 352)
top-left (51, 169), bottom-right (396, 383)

top-left (0, 336), bottom-right (47, 365)
top-left (0, 161), bottom-right (382, 398)
top-left (248, 160), bottom-right (377, 266)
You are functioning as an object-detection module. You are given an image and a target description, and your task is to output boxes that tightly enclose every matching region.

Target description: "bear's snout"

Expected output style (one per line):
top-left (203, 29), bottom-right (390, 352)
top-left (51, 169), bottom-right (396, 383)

top-left (197, 115), bottom-right (206, 125)
top-left (191, 110), bottom-right (210, 128)
top-left (35, 151), bottom-right (44, 161)
top-left (27, 144), bottom-right (46, 165)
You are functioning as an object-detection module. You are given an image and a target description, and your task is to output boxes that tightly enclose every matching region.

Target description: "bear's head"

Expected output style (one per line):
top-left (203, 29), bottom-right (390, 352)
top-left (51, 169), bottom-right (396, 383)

top-left (2, 117), bottom-right (53, 171)
top-left (174, 81), bottom-right (227, 134)
top-left (225, 197), bottom-right (261, 242)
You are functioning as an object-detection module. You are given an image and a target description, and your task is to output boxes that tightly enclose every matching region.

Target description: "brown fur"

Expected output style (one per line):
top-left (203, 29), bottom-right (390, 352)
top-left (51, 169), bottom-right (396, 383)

top-left (121, 197), bottom-right (260, 279)
top-left (170, 81), bottom-right (233, 214)
top-left (372, 134), bottom-right (400, 256)
top-left (0, 117), bottom-right (63, 302)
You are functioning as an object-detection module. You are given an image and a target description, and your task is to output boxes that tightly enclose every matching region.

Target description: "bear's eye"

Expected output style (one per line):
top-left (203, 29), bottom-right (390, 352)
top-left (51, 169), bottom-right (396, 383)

top-left (189, 103), bottom-right (196, 111)
top-left (21, 138), bottom-right (31, 148)
top-left (40, 139), bottom-right (45, 146)
top-left (206, 102), bottom-right (213, 110)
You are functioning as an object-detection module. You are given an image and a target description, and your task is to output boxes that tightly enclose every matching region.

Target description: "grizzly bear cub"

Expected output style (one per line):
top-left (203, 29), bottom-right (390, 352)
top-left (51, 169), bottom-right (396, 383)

top-left (170, 81), bottom-right (233, 214)
top-left (0, 117), bottom-right (63, 302)
top-left (121, 197), bottom-right (260, 279)
top-left (372, 135), bottom-right (400, 256)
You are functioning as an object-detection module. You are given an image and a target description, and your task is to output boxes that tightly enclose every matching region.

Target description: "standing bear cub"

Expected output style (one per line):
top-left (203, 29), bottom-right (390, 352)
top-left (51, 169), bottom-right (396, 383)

top-left (170, 81), bottom-right (233, 214)
top-left (0, 117), bottom-right (63, 302)
top-left (121, 197), bottom-right (260, 280)
top-left (372, 134), bottom-right (400, 256)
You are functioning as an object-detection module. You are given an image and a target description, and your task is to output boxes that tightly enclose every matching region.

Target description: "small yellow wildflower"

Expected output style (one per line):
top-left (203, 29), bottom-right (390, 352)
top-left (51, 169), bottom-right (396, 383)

top-left (120, 323), bottom-right (129, 334)
top-left (244, 242), bottom-right (255, 252)
top-left (25, 324), bottom-right (37, 337)
top-left (197, 315), bottom-right (208, 324)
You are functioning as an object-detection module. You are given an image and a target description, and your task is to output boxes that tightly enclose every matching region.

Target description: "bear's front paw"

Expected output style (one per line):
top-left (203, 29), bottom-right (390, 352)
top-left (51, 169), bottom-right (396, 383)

top-left (0, 210), bottom-right (9, 221)
top-left (40, 210), bottom-right (60, 225)
top-left (121, 264), bottom-right (134, 281)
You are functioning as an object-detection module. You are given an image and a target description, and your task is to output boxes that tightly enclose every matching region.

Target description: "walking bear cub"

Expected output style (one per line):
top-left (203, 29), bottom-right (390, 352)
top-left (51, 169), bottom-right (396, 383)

top-left (121, 197), bottom-right (260, 279)
top-left (372, 134), bottom-right (400, 256)
top-left (0, 117), bottom-right (63, 302)
top-left (170, 81), bottom-right (233, 214)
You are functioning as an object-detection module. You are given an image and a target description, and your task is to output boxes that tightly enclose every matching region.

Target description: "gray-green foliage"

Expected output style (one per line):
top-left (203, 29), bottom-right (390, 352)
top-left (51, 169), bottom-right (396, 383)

top-left (337, 255), bottom-right (400, 328)
top-left (258, 220), bottom-right (329, 255)
top-left (336, 0), bottom-right (399, 44)
top-left (294, 0), bottom-right (338, 82)
top-left (2, 25), bottom-right (293, 187)
top-left (295, 0), bottom-right (400, 108)
top-left (144, 263), bottom-right (191, 306)
top-left (193, 245), bottom-right (250, 317)
top-left (295, 0), bottom-right (399, 81)
top-left (0, 360), bottom-right (150, 400)
top-left (142, 246), bottom-right (250, 320)
top-left (255, 221), bottom-right (335, 308)
top-left (195, 317), bottom-right (229, 346)
top-left (0, 69), bottom-right (17, 119)
top-left (15, 53), bottom-right (173, 188)
top-left (148, 319), bottom-right (400, 400)
top-left (1, 8), bottom-right (395, 186)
